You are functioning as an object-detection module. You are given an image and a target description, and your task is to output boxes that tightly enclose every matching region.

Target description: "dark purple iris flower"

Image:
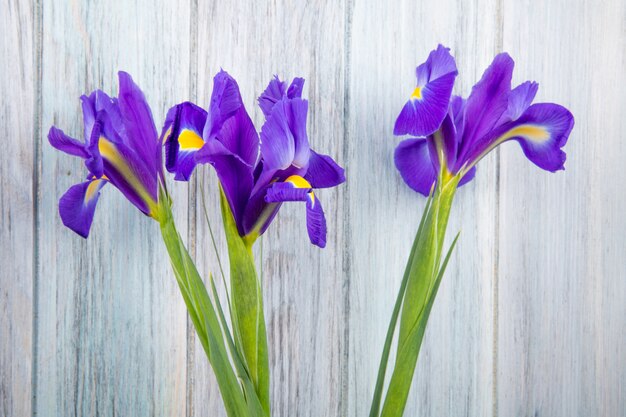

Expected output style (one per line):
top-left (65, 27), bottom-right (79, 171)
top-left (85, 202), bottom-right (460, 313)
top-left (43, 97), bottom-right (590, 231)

top-left (163, 71), bottom-right (345, 248)
top-left (49, 72), bottom-right (165, 238)
top-left (394, 45), bottom-right (575, 196)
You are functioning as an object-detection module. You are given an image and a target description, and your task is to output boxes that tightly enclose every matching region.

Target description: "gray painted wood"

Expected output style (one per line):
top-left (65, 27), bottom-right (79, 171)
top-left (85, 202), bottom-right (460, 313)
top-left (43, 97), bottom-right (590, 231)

top-left (35, 0), bottom-right (191, 415)
top-left (1, 0), bottom-right (624, 416)
top-left (497, 0), bottom-right (626, 416)
top-left (0, 1), bottom-right (36, 416)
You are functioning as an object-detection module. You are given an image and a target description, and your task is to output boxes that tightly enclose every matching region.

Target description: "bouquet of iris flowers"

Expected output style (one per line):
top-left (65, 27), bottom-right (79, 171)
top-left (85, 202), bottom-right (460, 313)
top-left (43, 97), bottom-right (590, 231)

top-left (49, 71), bottom-right (344, 417)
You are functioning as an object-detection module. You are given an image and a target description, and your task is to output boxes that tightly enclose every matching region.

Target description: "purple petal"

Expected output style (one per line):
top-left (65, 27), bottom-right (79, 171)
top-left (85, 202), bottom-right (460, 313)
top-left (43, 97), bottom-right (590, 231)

top-left (458, 53), bottom-right (514, 161)
top-left (58, 179), bottom-right (106, 238)
top-left (162, 102), bottom-right (208, 181)
top-left (304, 150), bottom-right (345, 188)
top-left (117, 72), bottom-right (159, 172)
top-left (458, 166), bottom-right (476, 187)
top-left (432, 113), bottom-right (458, 171)
top-left (259, 100), bottom-right (296, 172)
top-left (499, 81), bottom-right (539, 124)
top-left (258, 76), bottom-right (287, 117)
top-left (394, 138), bottom-right (437, 196)
top-left (196, 139), bottom-right (254, 233)
top-left (305, 193), bottom-right (327, 248)
top-left (287, 77), bottom-right (305, 99)
top-left (263, 177), bottom-right (327, 248)
top-left (98, 137), bottom-right (158, 216)
top-left (394, 45), bottom-right (458, 137)
top-left (206, 70), bottom-right (246, 137)
top-left (214, 106), bottom-right (259, 168)
top-left (265, 181), bottom-right (310, 203)
top-left (48, 127), bottom-right (88, 158)
top-left (285, 98), bottom-right (310, 168)
top-left (508, 103), bottom-right (574, 171)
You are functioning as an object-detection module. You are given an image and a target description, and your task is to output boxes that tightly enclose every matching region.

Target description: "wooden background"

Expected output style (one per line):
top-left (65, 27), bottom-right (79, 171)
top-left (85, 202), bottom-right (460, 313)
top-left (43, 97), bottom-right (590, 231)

top-left (1, 0), bottom-right (624, 416)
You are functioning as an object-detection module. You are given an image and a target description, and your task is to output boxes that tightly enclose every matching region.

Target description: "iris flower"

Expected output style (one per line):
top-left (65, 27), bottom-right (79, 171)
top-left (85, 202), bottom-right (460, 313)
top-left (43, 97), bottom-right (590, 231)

top-left (48, 72), bottom-right (165, 237)
top-left (394, 45), bottom-right (574, 196)
top-left (163, 71), bottom-right (345, 248)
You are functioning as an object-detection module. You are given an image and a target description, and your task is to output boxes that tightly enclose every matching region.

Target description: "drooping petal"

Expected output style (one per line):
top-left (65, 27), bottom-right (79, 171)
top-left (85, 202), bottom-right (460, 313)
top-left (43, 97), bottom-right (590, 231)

top-left (265, 181), bottom-right (311, 202)
top-left (97, 137), bottom-right (158, 216)
top-left (48, 127), bottom-right (88, 158)
top-left (457, 53), bottom-right (514, 161)
top-left (117, 72), bottom-right (159, 171)
top-left (394, 45), bottom-right (458, 137)
top-left (264, 176), bottom-right (327, 248)
top-left (505, 103), bottom-right (574, 171)
top-left (305, 193), bottom-right (327, 248)
top-left (394, 138), bottom-right (437, 196)
top-left (58, 178), bottom-right (106, 238)
top-left (464, 103), bottom-right (574, 172)
top-left (162, 102), bottom-right (208, 181)
top-left (304, 150), bottom-right (345, 188)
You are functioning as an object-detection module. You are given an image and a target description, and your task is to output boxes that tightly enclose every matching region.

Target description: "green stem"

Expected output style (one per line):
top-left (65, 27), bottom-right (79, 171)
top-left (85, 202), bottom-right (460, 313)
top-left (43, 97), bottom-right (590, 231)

top-left (219, 188), bottom-right (271, 415)
top-left (157, 191), bottom-right (252, 417)
top-left (378, 175), bottom-right (460, 417)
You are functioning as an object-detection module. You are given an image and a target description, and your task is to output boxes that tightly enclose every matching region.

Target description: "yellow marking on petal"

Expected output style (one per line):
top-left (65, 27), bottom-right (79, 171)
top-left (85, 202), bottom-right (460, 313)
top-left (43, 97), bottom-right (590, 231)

top-left (285, 175), bottom-right (315, 204)
top-left (501, 124), bottom-right (550, 143)
top-left (161, 127), bottom-right (172, 144)
top-left (178, 129), bottom-right (204, 150)
top-left (411, 86), bottom-right (423, 100)
top-left (84, 179), bottom-right (102, 204)
top-left (98, 137), bottom-right (158, 216)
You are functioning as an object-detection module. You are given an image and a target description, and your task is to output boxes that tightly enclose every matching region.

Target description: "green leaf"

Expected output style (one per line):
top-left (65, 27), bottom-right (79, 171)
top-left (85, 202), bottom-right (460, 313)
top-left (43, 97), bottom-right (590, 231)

top-left (158, 188), bottom-right (254, 417)
top-left (368, 194), bottom-right (434, 417)
top-left (219, 188), bottom-right (271, 415)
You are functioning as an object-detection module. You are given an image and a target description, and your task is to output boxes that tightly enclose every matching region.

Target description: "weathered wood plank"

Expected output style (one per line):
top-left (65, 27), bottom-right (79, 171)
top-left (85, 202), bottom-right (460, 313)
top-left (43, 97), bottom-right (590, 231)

top-left (345, 1), bottom-right (501, 416)
top-left (190, 1), bottom-right (348, 416)
top-left (0, 0), bottom-right (36, 416)
top-left (36, 0), bottom-right (191, 415)
top-left (497, 0), bottom-right (626, 416)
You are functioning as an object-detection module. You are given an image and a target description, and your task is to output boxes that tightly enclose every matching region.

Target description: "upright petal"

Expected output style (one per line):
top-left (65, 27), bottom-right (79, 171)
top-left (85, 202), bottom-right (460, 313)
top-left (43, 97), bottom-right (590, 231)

top-left (259, 99), bottom-right (296, 172)
top-left (304, 150), bottom-right (345, 188)
top-left (214, 106), bottom-right (259, 167)
top-left (458, 53), bottom-right (514, 162)
top-left (284, 98), bottom-right (310, 168)
top-left (162, 102), bottom-right (208, 181)
top-left (503, 81), bottom-right (538, 122)
top-left (117, 72), bottom-right (159, 170)
top-left (394, 138), bottom-right (437, 196)
top-left (58, 178), bottom-right (106, 238)
top-left (258, 76), bottom-right (287, 117)
top-left (394, 45), bottom-right (458, 137)
top-left (206, 70), bottom-right (245, 137)
top-left (48, 127), bottom-right (88, 158)
top-left (259, 76), bottom-right (306, 117)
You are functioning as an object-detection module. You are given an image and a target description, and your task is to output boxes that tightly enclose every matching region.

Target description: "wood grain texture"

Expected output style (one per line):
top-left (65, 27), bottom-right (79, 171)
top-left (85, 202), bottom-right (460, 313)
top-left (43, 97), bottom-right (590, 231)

top-left (0, 0), bottom-right (36, 416)
top-left (1, 0), bottom-right (625, 416)
top-left (497, 0), bottom-right (626, 416)
top-left (36, 0), bottom-right (191, 415)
